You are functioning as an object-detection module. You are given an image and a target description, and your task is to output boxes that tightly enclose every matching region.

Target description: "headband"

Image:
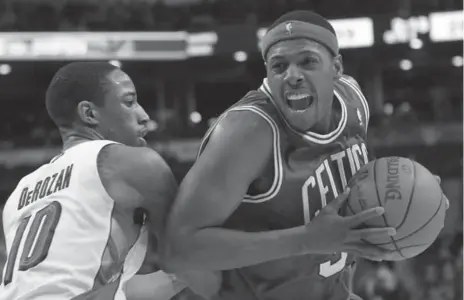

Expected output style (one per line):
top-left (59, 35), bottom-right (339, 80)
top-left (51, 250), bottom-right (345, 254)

top-left (261, 20), bottom-right (339, 59)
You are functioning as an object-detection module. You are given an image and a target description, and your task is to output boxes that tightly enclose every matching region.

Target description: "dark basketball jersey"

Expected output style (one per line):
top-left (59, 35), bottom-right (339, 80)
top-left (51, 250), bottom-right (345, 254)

top-left (198, 75), bottom-right (370, 300)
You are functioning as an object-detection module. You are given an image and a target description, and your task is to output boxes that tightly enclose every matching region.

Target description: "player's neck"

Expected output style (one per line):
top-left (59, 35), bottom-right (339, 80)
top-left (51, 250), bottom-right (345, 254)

top-left (309, 99), bottom-right (339, 134)
top-left (61, 127), bottom-right (106, 151)
top-left (310, 112), bottom-right (333, 134)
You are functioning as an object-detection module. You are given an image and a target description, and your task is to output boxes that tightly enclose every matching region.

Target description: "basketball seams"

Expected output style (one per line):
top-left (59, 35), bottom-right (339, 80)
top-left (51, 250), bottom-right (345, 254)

top-left (373, 158), bottom-right (406, 259)
top-left (345, 200), bottom-right (368, 229)
top-left (345, 187), bottom-right (373, 230)
top-left (395, 160), bottom-right (417, 232)
top-left (395, 242), bottom-right (434, 251)
top-left (361, 238), bottom-right (432, 252)
top-left (370, 193), bottom-right (444, 246)
top-left (346, 200), bottom-right (356, 216)
top-left (344, 171), bottom-right (363, 225)
top-left (356, 195), bottom-right (366, 210)
top-left (350, 158), bottom-right (444, 260)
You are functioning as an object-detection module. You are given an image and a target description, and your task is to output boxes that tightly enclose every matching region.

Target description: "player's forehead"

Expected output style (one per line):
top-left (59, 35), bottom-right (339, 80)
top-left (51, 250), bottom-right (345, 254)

top-left (105, 69), bottom-right (136, 94)
top-left (267, 38), bottom-right (329, 61)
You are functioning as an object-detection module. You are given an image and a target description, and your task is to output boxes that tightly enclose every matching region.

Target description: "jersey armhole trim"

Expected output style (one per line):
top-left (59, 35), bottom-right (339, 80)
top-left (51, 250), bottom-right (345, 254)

top-left (197, 111), bottom-right (229, 160)
top-left (95, 142), bottom-right (123, 207)
top-left (196, 105), bottom-right (283, 203)
top-left (233, 106), bottom-right (283, 203)
top-left (339, 77), bottom-right (370, 134)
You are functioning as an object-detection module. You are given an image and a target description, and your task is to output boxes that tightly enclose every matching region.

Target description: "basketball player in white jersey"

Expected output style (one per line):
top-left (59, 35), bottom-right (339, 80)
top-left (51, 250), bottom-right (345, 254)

top-left (0, 62), bottom-right (188, 300)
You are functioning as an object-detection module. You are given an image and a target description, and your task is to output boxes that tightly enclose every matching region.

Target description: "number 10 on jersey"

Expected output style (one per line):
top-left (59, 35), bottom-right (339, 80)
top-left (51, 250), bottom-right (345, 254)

top-left (3, 202), bottom-right (62, 285)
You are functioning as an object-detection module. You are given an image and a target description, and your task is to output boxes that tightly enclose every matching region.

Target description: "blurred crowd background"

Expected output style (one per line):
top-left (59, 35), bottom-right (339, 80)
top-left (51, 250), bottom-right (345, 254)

top-left (0, 0), bottom-right (462, 299)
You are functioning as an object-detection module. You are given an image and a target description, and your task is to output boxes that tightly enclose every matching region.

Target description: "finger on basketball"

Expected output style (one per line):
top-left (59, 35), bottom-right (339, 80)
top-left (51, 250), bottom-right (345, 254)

top-left (344, 206), bottom-right (385, 227)
top-left (345, 248), bottom-right (382, 261)
top-left (344, 242), bottom-right (394, 261)
top-left (434, 175), bottom-right (441, 184)
top-left (329, 188), bottom-right (351, 210)
top-left (347, 227), bottom-right (396, 242)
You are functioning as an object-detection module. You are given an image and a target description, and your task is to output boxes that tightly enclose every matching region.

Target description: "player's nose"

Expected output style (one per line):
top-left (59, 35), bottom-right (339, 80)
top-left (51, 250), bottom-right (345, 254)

top-left (137, 105), bottom-right (150, 125)
top-left (285, 64), bottom-right (304, 88)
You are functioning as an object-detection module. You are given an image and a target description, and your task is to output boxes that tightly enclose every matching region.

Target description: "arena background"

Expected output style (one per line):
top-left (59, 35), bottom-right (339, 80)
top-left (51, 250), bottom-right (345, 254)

top-left (0, 0), bottom-right (462, 299)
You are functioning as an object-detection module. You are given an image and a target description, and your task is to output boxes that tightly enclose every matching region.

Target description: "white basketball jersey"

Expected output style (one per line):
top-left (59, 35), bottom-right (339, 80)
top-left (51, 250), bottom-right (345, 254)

top-left (0, 140), bottom-right (148, 300)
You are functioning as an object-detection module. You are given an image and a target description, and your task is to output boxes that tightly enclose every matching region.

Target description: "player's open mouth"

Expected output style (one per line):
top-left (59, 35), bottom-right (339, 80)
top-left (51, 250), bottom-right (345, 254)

top-left (139, 127), bottom-right (149, 137)
top-left (285, 94), bottom-right (314, 111)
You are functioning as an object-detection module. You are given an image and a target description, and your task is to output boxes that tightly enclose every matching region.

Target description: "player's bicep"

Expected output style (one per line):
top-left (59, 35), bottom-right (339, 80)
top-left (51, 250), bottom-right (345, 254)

top-left (103, 145), bottom-right (178, 234)
top-left (167, 111), bottom-right (272, 233)
top-left (133, 151), bottom-right (178, 231)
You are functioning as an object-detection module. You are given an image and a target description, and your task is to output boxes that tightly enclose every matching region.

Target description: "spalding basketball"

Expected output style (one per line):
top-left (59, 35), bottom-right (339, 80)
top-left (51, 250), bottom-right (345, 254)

top-left (344, 156), bottom-right (446, 260)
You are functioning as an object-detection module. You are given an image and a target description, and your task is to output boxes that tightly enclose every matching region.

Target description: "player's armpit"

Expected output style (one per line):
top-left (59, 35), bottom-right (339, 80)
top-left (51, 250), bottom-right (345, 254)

top-left (161, 110), bottom-right (311, 272)
top-left (98, 144), bottom-right (178, 237)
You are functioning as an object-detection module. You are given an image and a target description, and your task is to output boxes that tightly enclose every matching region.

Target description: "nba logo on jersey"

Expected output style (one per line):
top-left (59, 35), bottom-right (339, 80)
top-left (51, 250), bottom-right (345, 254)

top-left (285, 22), bottom-right (293, 34)
top-left (357, 109), bottom-right (363, 126)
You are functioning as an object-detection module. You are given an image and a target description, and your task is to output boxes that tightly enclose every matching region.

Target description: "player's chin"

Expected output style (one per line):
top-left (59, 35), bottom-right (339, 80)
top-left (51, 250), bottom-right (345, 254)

top-left (136, 137), bottom-right (148, 147)
top-left (283, 108), bottom-right (317, 131)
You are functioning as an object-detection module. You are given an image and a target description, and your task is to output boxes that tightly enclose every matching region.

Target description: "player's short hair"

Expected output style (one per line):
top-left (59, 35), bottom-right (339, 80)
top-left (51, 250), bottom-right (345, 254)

top-left (45, 62), bottom-right (119, 128)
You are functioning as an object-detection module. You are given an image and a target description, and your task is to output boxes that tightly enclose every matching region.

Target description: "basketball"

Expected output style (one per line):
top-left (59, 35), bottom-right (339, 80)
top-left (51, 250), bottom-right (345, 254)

top-left (344, 156), bottom-right (446, 261)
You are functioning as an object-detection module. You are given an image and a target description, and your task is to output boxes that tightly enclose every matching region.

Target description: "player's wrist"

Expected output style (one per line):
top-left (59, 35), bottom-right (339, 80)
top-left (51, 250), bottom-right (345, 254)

top-left (302, 223), bottom-right (330, 254)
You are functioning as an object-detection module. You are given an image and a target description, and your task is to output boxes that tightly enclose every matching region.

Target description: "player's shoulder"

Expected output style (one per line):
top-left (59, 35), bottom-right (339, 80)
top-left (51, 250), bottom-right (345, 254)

top-left (97, 143), bottom-right (176, 210)
top-left (213, 88), bottom-right (274, 133)
top-left (2, 165), bottom-right (44, 222)
top-left (8, 164), bottom-right (47, 196)
top-left (339, 74), bottom-right (361, 89)
top-left (197, 89), bottom-right (275, 160)
top-left (235, 88), bottom-right (269, 106)
top-left (234, 87), bottom-right (278, 114)
top-left (98, 143), bottom-right (169, 179)
top-left (335, 75), bottom-right (365, 107)
top-left (335, 74), bottom-right (370, 131)
top-left (212, 93), bottom-right (274, 142)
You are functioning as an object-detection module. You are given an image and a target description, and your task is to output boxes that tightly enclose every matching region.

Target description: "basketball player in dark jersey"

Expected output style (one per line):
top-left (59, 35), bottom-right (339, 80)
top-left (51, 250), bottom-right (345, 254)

top-left (161, 11), bottom-right (399, 300)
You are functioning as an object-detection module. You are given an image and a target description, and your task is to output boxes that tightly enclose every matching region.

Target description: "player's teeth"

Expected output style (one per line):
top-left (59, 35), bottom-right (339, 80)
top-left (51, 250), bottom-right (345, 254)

top-left (287, 94), bottom-right (309, 100)
top-left (286, 96), bottom-right (312, 110)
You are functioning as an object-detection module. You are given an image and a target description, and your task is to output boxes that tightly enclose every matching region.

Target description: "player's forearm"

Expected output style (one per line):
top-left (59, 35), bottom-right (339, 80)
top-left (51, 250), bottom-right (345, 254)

top-left (125, 271), bottom-right (186, 300)
top-left (162, 225), bottom-right (310, 271)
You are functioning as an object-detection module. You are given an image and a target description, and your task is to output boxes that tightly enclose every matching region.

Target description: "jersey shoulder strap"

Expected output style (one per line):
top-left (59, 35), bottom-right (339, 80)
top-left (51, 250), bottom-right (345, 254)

top-left (336, 75), bottom-right (370, 134)
top-left (197, 88), bottom-right (278, 159)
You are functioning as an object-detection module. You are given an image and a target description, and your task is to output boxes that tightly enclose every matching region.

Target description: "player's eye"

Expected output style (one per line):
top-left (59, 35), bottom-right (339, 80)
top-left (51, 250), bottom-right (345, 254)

top-left (124, 100), bottom-right (136, 108)
top-left (271, 62), bottom-right (287, 73)
top-left (301, 57), bottom-right (319, 67)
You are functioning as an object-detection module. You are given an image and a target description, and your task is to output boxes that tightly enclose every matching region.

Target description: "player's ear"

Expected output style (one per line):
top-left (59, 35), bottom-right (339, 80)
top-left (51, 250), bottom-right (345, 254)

top-left (333, 54), bottom-right (343, 79)
top-left (77, 100), bottom-right (99, 126)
